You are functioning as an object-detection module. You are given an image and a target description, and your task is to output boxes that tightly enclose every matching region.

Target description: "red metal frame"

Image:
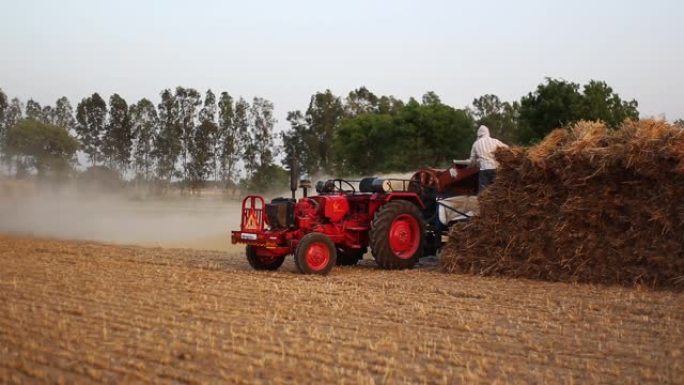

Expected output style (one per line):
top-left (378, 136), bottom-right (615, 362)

top-left (240, 195), bottom-right (267, 232)
top-left (409, 164), bottom-right (479, 196)
top-left (231, 190), bottom-right (426, 260)
top-left (232, 163), bottom-right (480, 266)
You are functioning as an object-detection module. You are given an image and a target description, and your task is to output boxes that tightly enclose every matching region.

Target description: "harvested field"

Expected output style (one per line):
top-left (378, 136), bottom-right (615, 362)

top-left (1, 235), bottom-right (682, 384)
top-left (443, 120), bottom-right (684, 289)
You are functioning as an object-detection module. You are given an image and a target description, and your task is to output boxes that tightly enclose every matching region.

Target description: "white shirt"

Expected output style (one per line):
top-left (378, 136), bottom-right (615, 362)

top-left (469, 125), bottom-right (508, 170)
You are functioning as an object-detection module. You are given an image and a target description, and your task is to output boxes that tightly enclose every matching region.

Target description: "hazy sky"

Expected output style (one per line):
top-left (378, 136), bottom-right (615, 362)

top-left (1, 0), bottom-right (682, 130)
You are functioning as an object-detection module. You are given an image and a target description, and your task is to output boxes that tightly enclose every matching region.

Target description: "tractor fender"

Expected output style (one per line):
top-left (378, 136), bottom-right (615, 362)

top-left (382, 192), bottom-right (425, 209)
top-left (369, 193), bottom-right (425, 219)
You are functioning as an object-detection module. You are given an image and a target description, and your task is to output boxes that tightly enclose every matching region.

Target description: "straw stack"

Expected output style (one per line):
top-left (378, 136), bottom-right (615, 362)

top-left (441, 120), bottom-right (684, 289)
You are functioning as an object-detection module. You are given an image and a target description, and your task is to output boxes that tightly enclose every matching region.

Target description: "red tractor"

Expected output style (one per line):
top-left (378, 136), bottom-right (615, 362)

top-left (231, 162), bottom-right (478, 274)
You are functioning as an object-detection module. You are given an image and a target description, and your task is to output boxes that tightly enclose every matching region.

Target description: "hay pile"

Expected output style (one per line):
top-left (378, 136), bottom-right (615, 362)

top-left (441, 120), bottom-right (684, 289)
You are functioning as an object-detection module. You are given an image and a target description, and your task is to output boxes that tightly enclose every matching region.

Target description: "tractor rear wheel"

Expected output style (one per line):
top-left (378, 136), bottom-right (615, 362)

top-left (336, 247), bottom-right (365, 266)
top-left (246, 245), bottom-right (285, 271)
top-left (370, 200), bottom-right (425, 269)
top-left (294, 233), bottom-right (337, 275)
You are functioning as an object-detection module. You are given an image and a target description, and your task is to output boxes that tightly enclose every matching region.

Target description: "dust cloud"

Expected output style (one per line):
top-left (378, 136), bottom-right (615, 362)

top-left (0, 185), bottom-right (248, 252)
top-left (0, 173), bottom-right (419, 252)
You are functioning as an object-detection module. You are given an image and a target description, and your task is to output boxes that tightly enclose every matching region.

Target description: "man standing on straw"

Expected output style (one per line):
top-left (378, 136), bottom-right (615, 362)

top-left (469, 125), bottom-right (508, 193)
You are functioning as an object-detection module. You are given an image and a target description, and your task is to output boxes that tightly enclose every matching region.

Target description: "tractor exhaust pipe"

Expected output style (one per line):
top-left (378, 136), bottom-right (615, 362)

top-left (288, 155), bottom-right (311, 198)
top-left (300, 179), bottom-right (311, 198)
top-left (289, 156), bottom-right (299, 200)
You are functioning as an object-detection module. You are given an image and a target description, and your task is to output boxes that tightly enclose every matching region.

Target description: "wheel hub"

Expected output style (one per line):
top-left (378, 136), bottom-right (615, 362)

top-left (389, 214), bottom-right (420, 259)
top-left (306, 242), bottom-right (330, 271)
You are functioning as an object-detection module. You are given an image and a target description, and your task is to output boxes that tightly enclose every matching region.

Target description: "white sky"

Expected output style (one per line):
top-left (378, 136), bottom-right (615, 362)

top-left (1, 0), bottom-right (682, 130)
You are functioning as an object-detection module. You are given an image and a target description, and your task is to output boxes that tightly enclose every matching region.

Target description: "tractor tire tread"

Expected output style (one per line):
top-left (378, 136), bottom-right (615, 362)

top-left (294, 232), bottom-right (337, 275)
top-left (246, 245), bottom-right (285, 271)
top-left (369, 200), bottom-right (425, 269)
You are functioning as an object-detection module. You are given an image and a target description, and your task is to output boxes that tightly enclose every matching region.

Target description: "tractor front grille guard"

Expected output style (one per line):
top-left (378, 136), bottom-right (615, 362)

top-left (240, 195), bottom-right (266, 232)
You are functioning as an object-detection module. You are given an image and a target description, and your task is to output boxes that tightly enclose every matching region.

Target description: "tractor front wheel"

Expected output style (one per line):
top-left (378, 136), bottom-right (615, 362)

top-left (294, 233), bottom-right (337, 275)
top-left (246, 245), bottom-right (285, 271)
top-left (370, 200), bottom-right (425, 269)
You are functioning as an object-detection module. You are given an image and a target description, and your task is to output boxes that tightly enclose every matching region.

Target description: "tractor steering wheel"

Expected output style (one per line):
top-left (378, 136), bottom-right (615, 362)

top-left (332, 179), bottom-right (356, 194)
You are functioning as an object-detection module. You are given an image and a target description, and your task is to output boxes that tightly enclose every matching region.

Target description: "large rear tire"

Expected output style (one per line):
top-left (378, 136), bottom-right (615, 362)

top-left (370, 200), bottom-right (425, 269)
top-left (246, 245), bottom-right (285, 271)
top-left (294, 233), bottom-right (337, 275)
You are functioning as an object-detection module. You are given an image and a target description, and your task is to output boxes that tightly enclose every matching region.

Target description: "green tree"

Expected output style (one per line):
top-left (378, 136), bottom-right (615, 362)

top-left (154, 89), bottom-right (181, 183)
top-left (186, 89), bottom-right (219, 190)
top-left (2, 98), bottom-right (23, 171)
top-left (76, 93), bottom-right (107, 165)
top-left (580, 80), bottom-right (638, 127)
top-left (250, 97), bottom-right (276, 171)
top-left (174, 87), bottom-right (201, 183)
top-left (217, 92), bottom-right (238, 185)
top-left (5, 119), bottom-right (79, 178)
top-left (25, 99), bottom-right (42, 121)
top-left (130, 98), bottom-right (158, 181)
top-left (199, 89), bottom-right (219, 181)
top-left (283, 110), bottom-right (316, 175)
top-left (243, 163), bottom-right (289, 193)
top-left (4, 98), bottom-right (23, 129)
top-left (345, 86), bottom-right (379, 116)
top-left (518, 78), bottom-right (639, 144)
top-left (377, 95), bottom-right (404, 115)
top-left (41, 105), bottom-right (56, 125)
top-left (333, 92), bottom-right (475, 174)
top-left (518, 78), bottom-right (583, 144)
top-left (400, 94), bottom-right (474, 167)
top-left (54, 97), bottom-right (76, 133)
top-left (421, 91), bottom-right (442, 106)
top-left (0, 89), bottom-right (7, 156)
top-left (103, 94), bottom-right (132, 174)
top-left (199, 89), bottom-right (217, 123)
top-left (675, 119), bottom-right (684, 129)
top-left (0, 89), bottom-right (7, 126)
top-left (333, 112), bottom-right (395, 174)
top-left (471, 94), bottom-right (520, 144)
top-left (234, 98), bottom-right (253, 179)
top-left (305, 90), bottom-right (344, 174)
top-left (0, 90), bottom-right (8, 173)
top-left (188, 120), bottom-right (215, 191)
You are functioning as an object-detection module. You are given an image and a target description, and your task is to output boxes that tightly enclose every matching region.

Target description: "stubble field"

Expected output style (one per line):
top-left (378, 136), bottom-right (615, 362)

top-left (0, 235), bottom-right (682, 384)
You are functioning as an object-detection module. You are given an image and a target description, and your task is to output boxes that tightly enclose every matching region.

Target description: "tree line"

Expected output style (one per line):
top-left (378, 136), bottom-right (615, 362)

top-left (0, 78), bottom-right (655, 192)
top-left (281, 78), bottom-right (642, 176)
top-left (0, 87), bottom-right (275, 191)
